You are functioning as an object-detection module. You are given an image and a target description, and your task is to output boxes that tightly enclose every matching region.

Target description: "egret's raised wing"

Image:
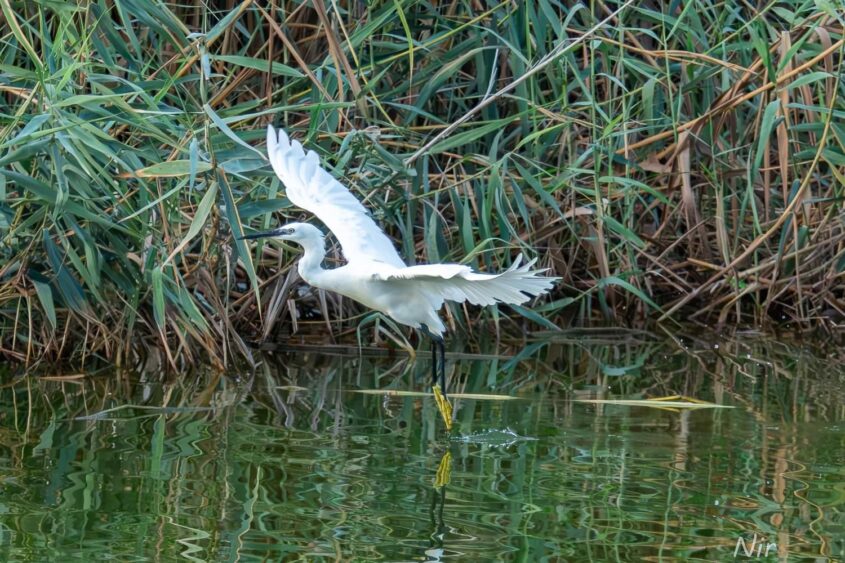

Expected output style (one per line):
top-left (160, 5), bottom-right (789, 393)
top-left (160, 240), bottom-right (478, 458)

top-left (375, 255), bottom-right (557, 307)
top-left (266, 126), bottom-right (405, 267)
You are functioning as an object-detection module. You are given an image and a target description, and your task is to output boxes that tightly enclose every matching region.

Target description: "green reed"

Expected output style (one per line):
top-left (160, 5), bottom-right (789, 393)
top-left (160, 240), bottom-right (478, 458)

top-left (1, 1), bottom-right (843, 365)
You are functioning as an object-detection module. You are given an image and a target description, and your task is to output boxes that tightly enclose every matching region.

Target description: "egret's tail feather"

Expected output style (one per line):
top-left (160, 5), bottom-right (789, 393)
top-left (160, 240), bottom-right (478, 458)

top-left (456, 254), bottom-right (558, 306)
top-left (380, 253), bottom-right (558, 307)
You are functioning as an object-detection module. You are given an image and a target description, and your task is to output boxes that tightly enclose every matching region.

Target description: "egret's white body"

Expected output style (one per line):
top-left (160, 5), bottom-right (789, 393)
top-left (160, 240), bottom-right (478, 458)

top-left (248, 126), bottom-right (558, 338)
top-left (281, 222), bottom-right (549, 336)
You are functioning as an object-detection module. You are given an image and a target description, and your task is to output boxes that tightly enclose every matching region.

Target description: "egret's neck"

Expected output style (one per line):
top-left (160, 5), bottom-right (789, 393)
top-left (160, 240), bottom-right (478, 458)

top-left (296, 235), bottom-right (328, 286)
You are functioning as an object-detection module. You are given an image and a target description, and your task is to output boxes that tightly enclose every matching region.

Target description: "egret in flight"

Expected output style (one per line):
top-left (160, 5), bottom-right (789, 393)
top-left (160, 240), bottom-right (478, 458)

top-left (242, 126), bottom-right (558, 429)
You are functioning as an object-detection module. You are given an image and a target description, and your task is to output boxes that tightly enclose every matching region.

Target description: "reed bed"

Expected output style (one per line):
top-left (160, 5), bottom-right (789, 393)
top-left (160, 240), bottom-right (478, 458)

top-left (1, 1), bottom-right (844, 367)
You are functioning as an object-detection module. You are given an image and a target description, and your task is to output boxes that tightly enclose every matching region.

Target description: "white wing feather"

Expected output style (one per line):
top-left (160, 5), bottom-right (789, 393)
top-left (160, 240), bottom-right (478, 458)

top-left (266, 126), bottom-right (406, 267)
top-left (377, 255), bottom-right (558, 307)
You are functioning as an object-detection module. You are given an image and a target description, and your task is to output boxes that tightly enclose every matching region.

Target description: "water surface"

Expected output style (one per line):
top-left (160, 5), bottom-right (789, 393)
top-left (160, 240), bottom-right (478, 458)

top-left (1, 330), bottom-right (843, 561)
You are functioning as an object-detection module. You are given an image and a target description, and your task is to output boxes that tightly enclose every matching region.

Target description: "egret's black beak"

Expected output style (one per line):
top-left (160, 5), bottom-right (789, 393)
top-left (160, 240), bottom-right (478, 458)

top-left (239, 227), bottom-right (292, 240)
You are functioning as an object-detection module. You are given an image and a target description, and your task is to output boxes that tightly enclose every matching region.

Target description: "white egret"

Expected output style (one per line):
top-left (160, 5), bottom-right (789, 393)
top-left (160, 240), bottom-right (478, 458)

top-left (242, 126), bottom-right (558, 429)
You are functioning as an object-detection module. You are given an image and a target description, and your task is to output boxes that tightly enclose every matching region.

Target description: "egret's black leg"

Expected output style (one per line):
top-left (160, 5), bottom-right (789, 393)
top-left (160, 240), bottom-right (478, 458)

top-left (435, 336), bottom-right (446, 400)
top-left (422, 325), bottom-right (453, 430)
top-left (430, 337), bottom-right (438, 388)
top-left (421, 325), bottom-right (438, 388)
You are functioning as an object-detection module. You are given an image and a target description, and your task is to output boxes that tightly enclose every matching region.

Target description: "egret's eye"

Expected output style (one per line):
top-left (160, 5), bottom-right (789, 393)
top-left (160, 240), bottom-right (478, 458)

top-left (279, 227), bottom-right (294, 235)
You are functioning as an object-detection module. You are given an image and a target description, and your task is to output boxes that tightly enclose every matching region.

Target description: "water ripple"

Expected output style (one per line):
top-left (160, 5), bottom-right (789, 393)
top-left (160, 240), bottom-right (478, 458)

top-left (0, 349), bottom-right (842, 561)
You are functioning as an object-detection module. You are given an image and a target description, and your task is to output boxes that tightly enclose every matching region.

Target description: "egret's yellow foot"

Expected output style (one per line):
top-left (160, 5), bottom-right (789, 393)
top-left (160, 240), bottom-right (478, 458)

top-left (432, 384), bottom-right (453, 431)
top-left (434, 451), bottom-right (452, 488)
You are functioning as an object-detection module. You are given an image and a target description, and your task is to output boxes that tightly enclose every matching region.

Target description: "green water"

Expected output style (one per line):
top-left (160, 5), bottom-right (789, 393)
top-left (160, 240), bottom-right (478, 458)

top-left (1, 331), bottom-right (843, 561)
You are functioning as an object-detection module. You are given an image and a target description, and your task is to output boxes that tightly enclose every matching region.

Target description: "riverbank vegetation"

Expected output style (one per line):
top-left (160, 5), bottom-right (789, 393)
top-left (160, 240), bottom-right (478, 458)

top-left (1, 1), bottom-right (844, 366)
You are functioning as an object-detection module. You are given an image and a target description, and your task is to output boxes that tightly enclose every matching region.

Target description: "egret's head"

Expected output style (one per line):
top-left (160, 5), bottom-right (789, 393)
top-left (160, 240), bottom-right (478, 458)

top-left (240, 222), bottom-right (324, 246)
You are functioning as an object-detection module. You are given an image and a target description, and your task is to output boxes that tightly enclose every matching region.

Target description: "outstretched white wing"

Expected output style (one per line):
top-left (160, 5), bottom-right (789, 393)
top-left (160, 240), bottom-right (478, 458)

top-left (266, 126), bottom-right (406, 268)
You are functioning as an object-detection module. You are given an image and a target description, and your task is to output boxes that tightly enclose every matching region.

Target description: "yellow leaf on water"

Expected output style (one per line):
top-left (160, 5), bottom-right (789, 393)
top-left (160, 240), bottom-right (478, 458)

top-left (575, 397), bottom-right (733, 409)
